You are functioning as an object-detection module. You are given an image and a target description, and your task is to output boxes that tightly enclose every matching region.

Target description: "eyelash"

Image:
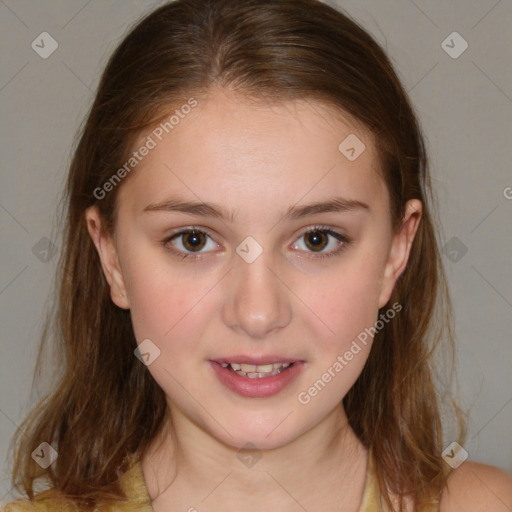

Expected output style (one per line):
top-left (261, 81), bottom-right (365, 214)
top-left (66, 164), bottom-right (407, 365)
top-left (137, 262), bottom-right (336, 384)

top-left (295, 226), bottom-right (352, 259)
top-left (160, 225), bottom-right (352, 261)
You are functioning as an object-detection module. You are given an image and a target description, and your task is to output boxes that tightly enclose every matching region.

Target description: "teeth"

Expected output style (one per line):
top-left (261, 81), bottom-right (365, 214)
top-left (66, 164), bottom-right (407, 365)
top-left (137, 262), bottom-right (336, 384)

top-left (256, 364), bottom-right (274, 372)
top-left (221, 361), bottom-right (293, 378)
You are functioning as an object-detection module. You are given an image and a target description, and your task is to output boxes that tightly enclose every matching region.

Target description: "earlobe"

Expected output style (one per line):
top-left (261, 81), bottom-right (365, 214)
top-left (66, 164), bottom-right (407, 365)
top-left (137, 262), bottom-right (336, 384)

top-left (85, 206), bottom-right (130, 309)
top-left (377, 199), bottom-right (422, 309)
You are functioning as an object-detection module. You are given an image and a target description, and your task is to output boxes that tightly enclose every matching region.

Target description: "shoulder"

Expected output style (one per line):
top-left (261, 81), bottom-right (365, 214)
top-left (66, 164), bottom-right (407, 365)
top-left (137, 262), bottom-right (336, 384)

top-left (2, 457), bottom-right (150, 512)
top-left (439, 460), bottom-right (512, 512)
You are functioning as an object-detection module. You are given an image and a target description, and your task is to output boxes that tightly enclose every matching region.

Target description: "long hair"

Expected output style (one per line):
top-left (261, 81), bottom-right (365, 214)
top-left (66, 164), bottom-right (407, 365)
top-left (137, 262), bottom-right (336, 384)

top-left (9, 1), bottom-right (467, 510)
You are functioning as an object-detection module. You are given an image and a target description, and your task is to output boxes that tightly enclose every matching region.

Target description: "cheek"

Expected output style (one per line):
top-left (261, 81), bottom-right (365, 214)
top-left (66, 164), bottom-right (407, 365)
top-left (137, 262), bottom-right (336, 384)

top-left (126, 266), bottom-right (219, 408)
top-left (121, 248), bottom-right (206, 348)
top-left (306, 258), bottom-right (383, 337)
top-left (294, 263), bottom-right (384, 407)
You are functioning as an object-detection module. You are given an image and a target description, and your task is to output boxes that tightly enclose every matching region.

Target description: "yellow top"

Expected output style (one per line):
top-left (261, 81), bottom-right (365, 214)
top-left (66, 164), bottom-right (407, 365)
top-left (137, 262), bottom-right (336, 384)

top-left (3, 449), bottom-right (439, 511)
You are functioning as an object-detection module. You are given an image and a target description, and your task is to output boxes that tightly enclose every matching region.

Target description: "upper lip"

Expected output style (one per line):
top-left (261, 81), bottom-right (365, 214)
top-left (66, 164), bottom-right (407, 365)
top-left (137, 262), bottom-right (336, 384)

top-left (210, 355), bottom-right (303, 365)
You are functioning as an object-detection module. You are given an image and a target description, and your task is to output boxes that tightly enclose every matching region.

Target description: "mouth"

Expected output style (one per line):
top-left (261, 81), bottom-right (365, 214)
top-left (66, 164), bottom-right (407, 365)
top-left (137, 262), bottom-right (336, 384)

top-left (219, 361), bottom-right (295, 378)
top-left (208, 359), bottom-right (304, 398)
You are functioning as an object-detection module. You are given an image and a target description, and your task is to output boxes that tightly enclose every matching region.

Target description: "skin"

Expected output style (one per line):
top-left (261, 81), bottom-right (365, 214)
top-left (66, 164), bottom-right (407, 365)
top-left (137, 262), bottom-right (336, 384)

top-left (85, 88), bottom-right (512, 511)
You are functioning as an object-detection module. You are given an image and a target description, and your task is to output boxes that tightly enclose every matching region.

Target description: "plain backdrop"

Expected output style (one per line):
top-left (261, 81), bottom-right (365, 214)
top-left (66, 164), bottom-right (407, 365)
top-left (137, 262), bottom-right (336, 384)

top-left (1, 0), bottom-right (511, 504)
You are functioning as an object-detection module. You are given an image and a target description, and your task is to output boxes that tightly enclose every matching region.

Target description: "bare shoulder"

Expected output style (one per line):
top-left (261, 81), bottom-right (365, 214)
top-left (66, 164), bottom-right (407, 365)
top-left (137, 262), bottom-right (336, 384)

top-left (440, 460), bottom-right (512, 512)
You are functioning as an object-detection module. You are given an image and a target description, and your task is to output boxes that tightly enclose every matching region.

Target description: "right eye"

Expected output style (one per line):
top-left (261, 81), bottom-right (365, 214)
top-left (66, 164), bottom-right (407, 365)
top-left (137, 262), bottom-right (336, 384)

top-left (161, 228), bottom-right (221, 260)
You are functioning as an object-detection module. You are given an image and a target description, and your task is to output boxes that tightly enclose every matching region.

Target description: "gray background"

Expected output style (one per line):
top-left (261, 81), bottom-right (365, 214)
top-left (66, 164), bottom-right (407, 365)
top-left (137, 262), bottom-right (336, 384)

top-left (1, 0), bottom-right (511, 504)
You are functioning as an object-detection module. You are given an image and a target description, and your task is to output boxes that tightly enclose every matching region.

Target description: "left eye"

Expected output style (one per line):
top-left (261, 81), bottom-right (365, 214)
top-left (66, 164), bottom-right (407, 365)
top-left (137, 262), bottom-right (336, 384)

top-left (291, 228), bottom-right (347, 255)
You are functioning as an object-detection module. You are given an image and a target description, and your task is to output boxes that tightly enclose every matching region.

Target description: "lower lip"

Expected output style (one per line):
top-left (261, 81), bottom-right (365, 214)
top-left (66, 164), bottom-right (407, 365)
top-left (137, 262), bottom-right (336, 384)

top-left (208, 361), bottom-right (304, 398)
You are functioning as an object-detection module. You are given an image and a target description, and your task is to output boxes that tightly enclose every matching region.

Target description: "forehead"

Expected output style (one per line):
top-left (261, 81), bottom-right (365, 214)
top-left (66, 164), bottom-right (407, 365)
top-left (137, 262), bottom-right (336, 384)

top-left (117, 90), bottom-right (388, 217)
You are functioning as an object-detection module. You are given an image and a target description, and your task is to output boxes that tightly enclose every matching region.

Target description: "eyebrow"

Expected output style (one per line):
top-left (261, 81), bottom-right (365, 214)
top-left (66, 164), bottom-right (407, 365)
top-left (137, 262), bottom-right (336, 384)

top-left (143, 196), bottom-right (370, 222)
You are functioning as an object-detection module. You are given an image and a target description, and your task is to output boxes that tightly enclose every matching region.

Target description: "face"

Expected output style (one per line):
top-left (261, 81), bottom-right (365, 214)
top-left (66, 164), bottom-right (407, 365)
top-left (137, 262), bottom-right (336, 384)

top-left (86, 88), bottom-right (421, 450)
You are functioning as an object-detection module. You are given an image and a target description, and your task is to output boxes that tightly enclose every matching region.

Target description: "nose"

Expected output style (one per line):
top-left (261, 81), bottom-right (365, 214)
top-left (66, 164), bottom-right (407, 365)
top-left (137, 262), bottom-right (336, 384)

top-left (222, 246), bottom-right (292, 339)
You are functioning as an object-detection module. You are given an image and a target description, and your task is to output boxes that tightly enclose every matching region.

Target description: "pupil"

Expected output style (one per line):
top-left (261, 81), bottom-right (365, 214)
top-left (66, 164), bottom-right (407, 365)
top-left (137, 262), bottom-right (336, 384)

top-left (184, 231), bottom-right (205, 251)
top-left (306, 231), bottom-right (327, 251)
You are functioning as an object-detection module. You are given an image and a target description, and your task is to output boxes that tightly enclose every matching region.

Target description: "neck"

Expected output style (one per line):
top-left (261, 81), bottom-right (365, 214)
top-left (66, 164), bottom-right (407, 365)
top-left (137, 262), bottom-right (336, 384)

top-left (141, 404), bottom-right (368, 511)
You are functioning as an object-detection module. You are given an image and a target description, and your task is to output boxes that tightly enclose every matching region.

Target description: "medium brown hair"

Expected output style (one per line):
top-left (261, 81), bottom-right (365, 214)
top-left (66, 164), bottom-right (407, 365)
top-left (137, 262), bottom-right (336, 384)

top-left (9, 0), bottom-right (467, 510)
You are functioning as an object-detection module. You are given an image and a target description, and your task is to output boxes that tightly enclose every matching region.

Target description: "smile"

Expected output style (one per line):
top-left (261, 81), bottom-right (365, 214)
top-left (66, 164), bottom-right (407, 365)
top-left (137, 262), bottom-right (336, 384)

top-left (209, 360), bottom-right (304, 398)
top-left (220, 362), bottom-right (292, 378)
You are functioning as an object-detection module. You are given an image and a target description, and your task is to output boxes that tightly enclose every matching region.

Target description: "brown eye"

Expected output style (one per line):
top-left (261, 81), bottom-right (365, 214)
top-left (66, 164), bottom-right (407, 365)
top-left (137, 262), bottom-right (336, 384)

top-left (304, 230), bottom-right (328, 252)
top-left (181, 230), bottom-right (207, 252)
top-left (163, 228), bottom-right (218, 258)
top-left (291, 226), bottom-right (351, 259)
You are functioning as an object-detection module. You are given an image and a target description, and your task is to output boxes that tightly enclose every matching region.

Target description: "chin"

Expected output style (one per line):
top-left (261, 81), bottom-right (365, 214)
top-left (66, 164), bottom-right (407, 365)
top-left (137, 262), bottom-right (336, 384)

top-left (211, 415), bottom-right (302, 452)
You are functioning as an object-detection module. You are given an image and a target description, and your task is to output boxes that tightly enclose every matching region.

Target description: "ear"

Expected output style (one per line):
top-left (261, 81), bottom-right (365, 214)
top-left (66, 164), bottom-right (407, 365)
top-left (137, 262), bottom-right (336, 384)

top-left (85, 205), bottom-right (130, 309)
top-left (377, 199), bottom-right (422, 309)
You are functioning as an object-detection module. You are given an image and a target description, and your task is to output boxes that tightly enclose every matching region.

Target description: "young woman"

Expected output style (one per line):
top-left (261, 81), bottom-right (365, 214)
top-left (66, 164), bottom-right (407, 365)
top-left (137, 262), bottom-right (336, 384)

top-left (5, 0), bottom-right (512, 511)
